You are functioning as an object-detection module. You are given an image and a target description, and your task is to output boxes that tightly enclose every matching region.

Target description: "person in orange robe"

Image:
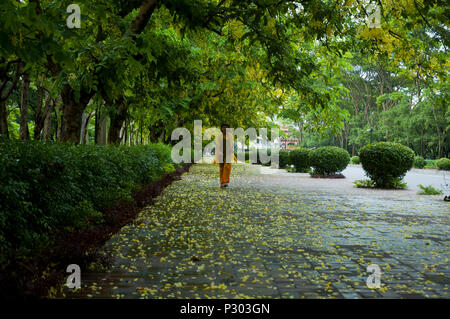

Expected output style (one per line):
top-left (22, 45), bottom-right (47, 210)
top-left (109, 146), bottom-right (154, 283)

top-left (215, 124), bottom-right (234, 188)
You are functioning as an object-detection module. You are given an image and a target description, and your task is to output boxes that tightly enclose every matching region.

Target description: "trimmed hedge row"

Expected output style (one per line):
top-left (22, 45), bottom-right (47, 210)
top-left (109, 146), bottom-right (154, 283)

top-left (279, 150), bottom-right (290, 168)
top-left (351, 156), bottom-right (360, 164)
top-left (0, 138), bottom-right (179, 267)
top-left (290, 148), bottom-right (311, 172)
top-left (309, 146), bottom-right (350, 175)
top-left (244, 149), bottom-right (273, 166)
top-left (278, 147), bottom-right (350, 174)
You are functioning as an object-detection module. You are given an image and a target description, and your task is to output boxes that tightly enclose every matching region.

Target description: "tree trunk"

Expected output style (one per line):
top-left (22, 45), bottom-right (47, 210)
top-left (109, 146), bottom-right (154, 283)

top-left (96, 113), bottom-right (108, 145)
top-left (55, 96), bottom-right (63, 141)
top-left (108, 99), bottom-right (128, 144)
top-left (0, 61), bottom-right (23, 138)
top-left (59, 86), bottom-right (93, 143)
top-left (33, 78), bottom-right (44, 140)
top-left (130, 0), bottom-right (160, 35)
top-left (43, 99), bottom-right (52, 142)
top-left (60, 100), bottom-right (85, 143)
top-left (35, 88), bottom-right (53, 140)
top-left (121, 120), bottom-right (128, 145)
top-left (80, 111), bottom-right (89, 144)
top-left (0, 100), bottom-right (8, 137)
top-left (297, 121), bottom-right (304, 147)
top-left (19, 72), bottom-right (30, 140)
top-left (421, 129), bottom-right (425, 157)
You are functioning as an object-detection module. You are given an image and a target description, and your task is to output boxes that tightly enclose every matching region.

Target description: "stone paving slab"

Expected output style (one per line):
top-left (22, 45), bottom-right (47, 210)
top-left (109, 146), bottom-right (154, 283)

top-left (62, 164), bottom-right (449, 299)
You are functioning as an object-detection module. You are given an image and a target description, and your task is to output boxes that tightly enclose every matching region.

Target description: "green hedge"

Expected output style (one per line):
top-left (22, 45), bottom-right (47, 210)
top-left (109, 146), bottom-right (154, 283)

top-left (309, 146), bottom-right (350, 175)
top-left (359, 142), bottom-right (414, 188)
top-left (425, 159), bottom-right (437, 168)
top-left (290, 148), bottom-right (311, 172)
top-left (0, 138), bottom-right (178, 267)
top-left (436, 158), bottom-right (450, 170)
top-left (413, 156), bottom-right (426, 169)
top-left (261, 149), bottom-right (272, 166)
top-left (351, 156), bottom-right (360, 164)
top-left (279, 150), bottom-right (290, 168)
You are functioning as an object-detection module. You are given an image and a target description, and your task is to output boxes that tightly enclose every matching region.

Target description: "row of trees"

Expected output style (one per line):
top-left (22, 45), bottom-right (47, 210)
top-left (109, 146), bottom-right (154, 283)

top-left (0, 0), bottom-right (347, 144)
top-left (280, 50), bottom-right (449, 158)
top-left (278, 1), bottom-right (449, 159)
top-left (1, 1), bottom-right (448, 153)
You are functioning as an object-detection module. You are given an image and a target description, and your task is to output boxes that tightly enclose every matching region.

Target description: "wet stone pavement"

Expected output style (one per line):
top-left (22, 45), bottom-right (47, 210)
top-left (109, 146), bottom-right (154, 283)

top-left (62, 164), bottom-right (449, 299)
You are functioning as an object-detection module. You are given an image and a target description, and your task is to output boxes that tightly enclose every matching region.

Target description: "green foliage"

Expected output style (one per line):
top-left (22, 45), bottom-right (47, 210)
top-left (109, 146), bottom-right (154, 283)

top-left (353, 178), bottom-right (407, 190)
top-left (0, 138), bottom-right (175, 268)
top-left (424, 160), bottom-right (437, 168)
top-left (290, 148), bottom-right (311, 172)
top-left (279, 150), bottom-right (290, 168)
top-left (413, 156), bottom-right (426, 169)
top-left (436, 158), bottom-right (450, 170)
top-left (359, 142), bottom-right (414, 188)
top-left (351, 156), bottom-right (360, 164)
top-left (284, 166), bottom-right (297, 173)
top-left (353, 179), bottom-right (375, 188)
top-left (309, 146), bottom-right (350, 175)
top-left (163, 163), bottom-right (176, 174)
top-left (417, 184), bottom-right (443, 195)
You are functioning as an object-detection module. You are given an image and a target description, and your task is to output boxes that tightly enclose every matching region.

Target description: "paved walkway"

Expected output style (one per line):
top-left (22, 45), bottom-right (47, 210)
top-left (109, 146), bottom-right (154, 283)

top-left (64, 164), bottom-right (449, 299)
top-left (343, 165), bottom-right (448, 191)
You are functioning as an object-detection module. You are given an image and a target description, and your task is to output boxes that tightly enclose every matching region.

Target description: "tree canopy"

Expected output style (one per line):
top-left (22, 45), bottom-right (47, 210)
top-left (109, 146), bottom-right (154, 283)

top-left (0, 0), bottom-right (448, 156)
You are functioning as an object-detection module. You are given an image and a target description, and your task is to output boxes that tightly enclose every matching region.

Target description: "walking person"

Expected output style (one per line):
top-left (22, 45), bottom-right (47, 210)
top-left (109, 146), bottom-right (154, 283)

top-left (215, 123), bottom-right (235, 188)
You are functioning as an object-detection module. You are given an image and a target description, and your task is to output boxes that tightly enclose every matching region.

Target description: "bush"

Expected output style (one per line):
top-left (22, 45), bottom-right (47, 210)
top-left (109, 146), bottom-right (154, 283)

top-left (425, 159), bottom-right (437, 168)
top-left (279, 150), bottom-right (290, 168)
top-left (0, 138), bottom-right (177, 268)
top-left (354, 178), bottom-right (407, 189)
top-left (240, 150), bottom-right (255, 162)
top-left (309, 146), bottom-right (350, 175)
top-left (290, 148), bottom-right (311, 172)
top-left (436, 158), bottom-right (450, 170)
top-left (413, 156), bottom-right (426, 169)
top-left (359, 142), bottom-right (414, 188)
top-left (351, 156), bottom-right (360, 164)
top-left (417, 184), bottom-right (443, 195)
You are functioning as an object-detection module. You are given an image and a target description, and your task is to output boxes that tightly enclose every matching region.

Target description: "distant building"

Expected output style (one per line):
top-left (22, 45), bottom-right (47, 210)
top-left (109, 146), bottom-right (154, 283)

top-left (280, 126), bottom-right (298, 150)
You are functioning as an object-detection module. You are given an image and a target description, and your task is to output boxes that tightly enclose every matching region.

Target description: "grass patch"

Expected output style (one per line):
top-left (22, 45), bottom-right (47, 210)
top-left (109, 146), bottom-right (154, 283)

top-left (417, 184), bottom-right (443, 195)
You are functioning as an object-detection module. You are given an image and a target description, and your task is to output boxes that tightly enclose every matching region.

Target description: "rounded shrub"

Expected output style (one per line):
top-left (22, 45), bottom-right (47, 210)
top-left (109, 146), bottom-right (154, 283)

top-left (359, 142), bottom-right (414, 187)
top-left (351, 156), bottom-right (360, 164)
top-left (413, 156), bottom-right (426, 169)
top-left (436, 158), bottom-right (450, 170)
top-left (290, 148), bottom-right (311, 172)
top-left (309, 146), bottom-right (350, 175)
top-left (279, 150), bottom-right (290, 168)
